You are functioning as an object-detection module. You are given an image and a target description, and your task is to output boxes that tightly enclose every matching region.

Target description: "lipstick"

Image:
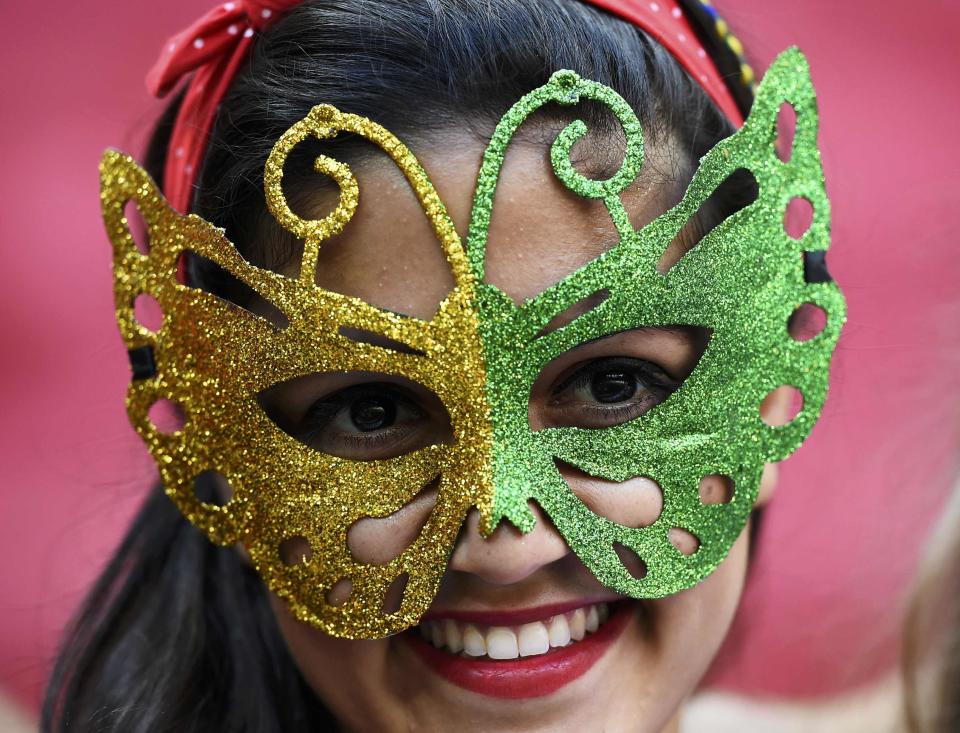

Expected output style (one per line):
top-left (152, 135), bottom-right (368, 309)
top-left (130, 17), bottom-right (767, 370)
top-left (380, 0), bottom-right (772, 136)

top-left (403, 600), bottom-right (632, 699)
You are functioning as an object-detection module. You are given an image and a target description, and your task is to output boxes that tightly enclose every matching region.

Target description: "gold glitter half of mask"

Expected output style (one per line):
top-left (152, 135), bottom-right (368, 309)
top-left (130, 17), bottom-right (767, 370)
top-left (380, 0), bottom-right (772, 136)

top-left (100, 104), bottom-right (494, 638)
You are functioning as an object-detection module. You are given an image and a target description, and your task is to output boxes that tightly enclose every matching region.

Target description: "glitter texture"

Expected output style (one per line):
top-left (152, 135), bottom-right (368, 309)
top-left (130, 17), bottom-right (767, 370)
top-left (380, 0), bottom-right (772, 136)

top-left (101, 106), bottom-right (493, 638)
top-left (102, 47), bottom-right (844, 638)
top-left (468, 48), bottom-right (845, 596)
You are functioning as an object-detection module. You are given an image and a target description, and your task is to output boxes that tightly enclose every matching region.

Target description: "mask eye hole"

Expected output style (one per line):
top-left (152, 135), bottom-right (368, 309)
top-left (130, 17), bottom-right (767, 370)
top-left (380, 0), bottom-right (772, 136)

top-left (258, 372), bottom-right (452, 460)
top-left (542, 355), bottom-right (677, 429)
top-left (529, 326), bottom-right (710, 432)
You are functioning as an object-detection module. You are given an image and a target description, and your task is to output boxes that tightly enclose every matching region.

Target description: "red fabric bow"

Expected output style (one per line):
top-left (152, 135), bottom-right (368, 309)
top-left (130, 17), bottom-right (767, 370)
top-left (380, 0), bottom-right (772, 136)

top-left (146, 0), bottom-right (300, 213)
top-left (583, 0), bottom-right (743, 126)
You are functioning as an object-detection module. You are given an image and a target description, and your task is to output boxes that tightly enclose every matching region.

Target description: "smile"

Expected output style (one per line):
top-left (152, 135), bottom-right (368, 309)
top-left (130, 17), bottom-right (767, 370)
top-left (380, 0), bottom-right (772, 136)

top-left (403, 600), bottom-right (633, 699)
top-left (417, 601), bottom-right (612, 659)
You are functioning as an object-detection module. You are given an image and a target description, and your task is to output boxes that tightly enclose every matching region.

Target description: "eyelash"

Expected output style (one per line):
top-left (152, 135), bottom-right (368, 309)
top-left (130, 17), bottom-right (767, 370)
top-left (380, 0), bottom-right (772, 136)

top-left (297, 384), bottom-right (423, 447)
top-left (546, 357), bottom-right (680, 426)
top-left (283, 356), bottom-right (679, 458)
top-left (552, 357), bottom-right (677, 399)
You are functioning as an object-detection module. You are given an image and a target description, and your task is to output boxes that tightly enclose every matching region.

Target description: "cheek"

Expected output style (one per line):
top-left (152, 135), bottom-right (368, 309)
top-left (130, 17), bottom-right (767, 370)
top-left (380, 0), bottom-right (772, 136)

top-left (600, 526), bottom-right (752, 729)
top-left (268, 595), bottom-right (395, 726)
top-left (646, 525), bottom-right (750, 664)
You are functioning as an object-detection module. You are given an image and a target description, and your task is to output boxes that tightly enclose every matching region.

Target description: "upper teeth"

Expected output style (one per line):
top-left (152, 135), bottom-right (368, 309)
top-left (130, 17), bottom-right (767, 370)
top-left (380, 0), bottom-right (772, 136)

top-left (418, 602), bottom-right (611, 660)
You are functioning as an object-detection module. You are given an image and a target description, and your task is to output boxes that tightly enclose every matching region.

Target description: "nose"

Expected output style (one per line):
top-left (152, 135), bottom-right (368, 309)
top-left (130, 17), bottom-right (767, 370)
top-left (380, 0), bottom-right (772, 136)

top-left (447, 501), bottom-right (571, 585)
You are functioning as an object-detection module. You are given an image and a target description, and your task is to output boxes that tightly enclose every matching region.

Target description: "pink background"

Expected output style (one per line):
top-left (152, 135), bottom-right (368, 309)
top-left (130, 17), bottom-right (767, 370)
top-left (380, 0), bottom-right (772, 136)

top-left (2, 0), bottom-right (958, 712)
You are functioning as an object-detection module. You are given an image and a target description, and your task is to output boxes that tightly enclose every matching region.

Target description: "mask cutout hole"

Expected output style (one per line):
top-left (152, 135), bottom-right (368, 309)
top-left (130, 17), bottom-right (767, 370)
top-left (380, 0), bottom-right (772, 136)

top-left (279, 536), bottom-right (313, 566)
top-left (147, 399), bottom-right (185, 434)
top-left (657, 167), bottom-right (758, 274)
top-left (534, 290), bottom-right (611, 339)
top-left (613, 542), bottom-right (647, 580)
top-left (347, 478), bottom-right (439, 565)
top-left (775, 103), bottom-right (797, 163)
top-left (788, 303), bottom-right (827, 342)
top-left (124, 199), bottom-right (150, 255)
top-left (761, 385), bottom-right (804, 427)
top-left (193, 470), bottom-right (233, 507)
top-left (259, 374), bottom-right (452, 460)
top-left (699, 474), bottom-right (734, 505)
top-left (185, 251), bottom-right (289, 329)
top-left (669, 527), bottom-right (701, 556)
top-left (382, 572), bottom-right (409, 615)
top-left (326, 578), bottom-right (352, 607)
top-left (133, 293), bottom-right (164, 333)
top-left (555, 459), bottom-right (662, 528)
top-left (338, 327), bottom-right (425, 356)
top-left (784, 197), bottom-right (813, 240)
top-left (803, 250), bottom-right (832, 284)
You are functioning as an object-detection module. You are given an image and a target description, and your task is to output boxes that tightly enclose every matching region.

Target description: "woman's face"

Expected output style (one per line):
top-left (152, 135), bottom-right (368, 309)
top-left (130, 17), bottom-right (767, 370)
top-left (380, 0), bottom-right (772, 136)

top-left (253, 126), bottom-right (781, 733)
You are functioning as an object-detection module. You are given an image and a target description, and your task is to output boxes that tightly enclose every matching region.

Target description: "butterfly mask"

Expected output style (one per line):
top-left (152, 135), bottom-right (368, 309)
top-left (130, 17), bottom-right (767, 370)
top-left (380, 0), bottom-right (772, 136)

top-left (101, 48), bottom-right (845, 639)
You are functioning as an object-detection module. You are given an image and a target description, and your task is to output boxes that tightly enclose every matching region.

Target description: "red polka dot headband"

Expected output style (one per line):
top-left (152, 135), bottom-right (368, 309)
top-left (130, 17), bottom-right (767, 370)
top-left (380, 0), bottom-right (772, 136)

top-left (147, 0), bottom-right (744, 214)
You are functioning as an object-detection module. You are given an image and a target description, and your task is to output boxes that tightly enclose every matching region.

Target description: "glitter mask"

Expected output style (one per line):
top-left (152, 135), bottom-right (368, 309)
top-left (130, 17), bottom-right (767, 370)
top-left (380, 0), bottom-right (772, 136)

top-left (101, 48), bottom-right (845, 639)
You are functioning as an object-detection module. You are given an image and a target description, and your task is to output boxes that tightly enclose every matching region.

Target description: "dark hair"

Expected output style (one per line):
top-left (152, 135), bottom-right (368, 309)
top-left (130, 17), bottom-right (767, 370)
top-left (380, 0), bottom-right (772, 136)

top-left (44, 1), bottom-right (754, 730)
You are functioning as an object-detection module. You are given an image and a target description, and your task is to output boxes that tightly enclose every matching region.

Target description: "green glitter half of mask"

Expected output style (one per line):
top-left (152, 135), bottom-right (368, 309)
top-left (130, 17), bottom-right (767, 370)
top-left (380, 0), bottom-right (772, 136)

top-left (466, 47), bottom-right (846, 597)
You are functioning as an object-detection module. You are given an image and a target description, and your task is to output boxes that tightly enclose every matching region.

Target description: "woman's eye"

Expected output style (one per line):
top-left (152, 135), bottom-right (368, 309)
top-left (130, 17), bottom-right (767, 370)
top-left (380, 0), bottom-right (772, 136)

top-left (589, 370), bottom-right (639, 404)
top-left (289, 383), bottom-right (444, 460)
top-left (546, 358), bottom-right (678, 429)
top-left (349, 395), bottom-right (398, 432)
top-left (258, 375), bottom-right (454, 461)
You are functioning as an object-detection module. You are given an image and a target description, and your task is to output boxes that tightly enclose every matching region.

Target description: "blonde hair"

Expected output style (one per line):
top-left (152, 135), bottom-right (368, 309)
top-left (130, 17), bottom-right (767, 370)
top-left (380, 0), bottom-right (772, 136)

top-left (902, 475), bottom-right (960, 732)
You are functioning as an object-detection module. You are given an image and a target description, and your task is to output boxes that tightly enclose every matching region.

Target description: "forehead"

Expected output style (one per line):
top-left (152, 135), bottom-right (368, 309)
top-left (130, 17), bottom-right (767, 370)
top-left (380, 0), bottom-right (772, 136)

top-left (280, 127), bottom-right (688, 320)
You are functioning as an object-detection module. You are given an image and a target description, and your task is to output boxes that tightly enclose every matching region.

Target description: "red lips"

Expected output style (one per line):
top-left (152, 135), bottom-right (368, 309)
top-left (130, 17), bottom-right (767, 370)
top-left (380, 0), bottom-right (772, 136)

top-left (404, 601), bottom-right (632, 699)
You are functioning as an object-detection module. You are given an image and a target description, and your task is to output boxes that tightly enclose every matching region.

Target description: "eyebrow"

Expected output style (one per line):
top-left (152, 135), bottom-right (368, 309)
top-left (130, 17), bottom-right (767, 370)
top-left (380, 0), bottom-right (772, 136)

top-left (628, 324), bottom-right (701, 343)
top-left (569, 324), bottom-right (704, 353)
